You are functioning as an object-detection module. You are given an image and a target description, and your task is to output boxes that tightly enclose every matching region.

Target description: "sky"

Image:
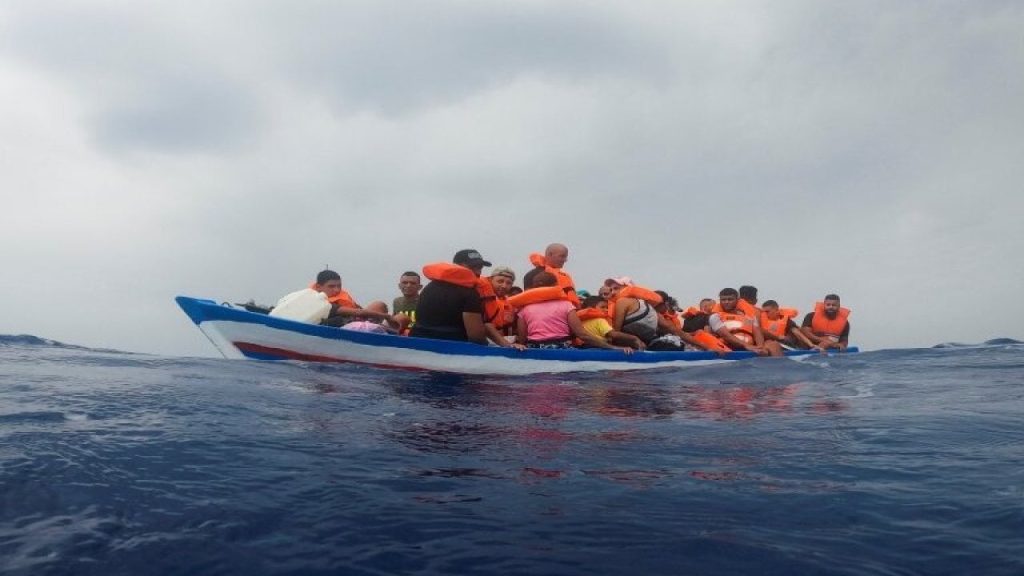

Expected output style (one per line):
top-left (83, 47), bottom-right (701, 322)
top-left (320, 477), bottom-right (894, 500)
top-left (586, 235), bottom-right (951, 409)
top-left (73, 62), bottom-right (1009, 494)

top-left (1, 0), bottom-right (1022, 357)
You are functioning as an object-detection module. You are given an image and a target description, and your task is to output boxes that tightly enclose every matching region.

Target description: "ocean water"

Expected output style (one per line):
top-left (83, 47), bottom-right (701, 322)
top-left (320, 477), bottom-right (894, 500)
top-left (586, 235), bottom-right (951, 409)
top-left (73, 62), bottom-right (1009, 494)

top-left (1, 335), bottom-right (1022, 576)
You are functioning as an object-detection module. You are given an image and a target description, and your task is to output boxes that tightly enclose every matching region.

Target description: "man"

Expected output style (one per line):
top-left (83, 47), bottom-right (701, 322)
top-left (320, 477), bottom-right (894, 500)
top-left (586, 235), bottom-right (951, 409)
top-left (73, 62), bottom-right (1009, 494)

top-left (761, 300), bottom-right (815, 349)
top-left (800, 294), bottom-right (851, 351)
top-left (392, 271), bottom-right (421, 330)
top-left (709, 288), bottom-right (782, 357)
top-left (522, 243), bottom-right (579, 306)
top-left (485, 266), bottom-right (518, 338)
top-left (409, 249), bottom-right (490, 344)
top-left (738, 285), bottom-right (760, 316)
top-left (682, 298), bottom-right (715, 333)
top-left (313, 270), bottom-right (395, 327)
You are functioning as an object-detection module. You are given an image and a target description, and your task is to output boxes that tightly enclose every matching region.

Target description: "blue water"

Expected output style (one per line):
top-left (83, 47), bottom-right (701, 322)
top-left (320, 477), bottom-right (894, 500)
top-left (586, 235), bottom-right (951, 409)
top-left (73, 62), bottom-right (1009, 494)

top-left (2, 335), bottom-right (1022, 575)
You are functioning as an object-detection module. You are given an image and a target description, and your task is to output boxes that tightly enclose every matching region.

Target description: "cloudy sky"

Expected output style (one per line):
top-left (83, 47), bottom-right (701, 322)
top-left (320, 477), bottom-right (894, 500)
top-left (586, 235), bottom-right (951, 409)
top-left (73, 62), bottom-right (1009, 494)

top-left (1, 1), bottom-right (1021, 357)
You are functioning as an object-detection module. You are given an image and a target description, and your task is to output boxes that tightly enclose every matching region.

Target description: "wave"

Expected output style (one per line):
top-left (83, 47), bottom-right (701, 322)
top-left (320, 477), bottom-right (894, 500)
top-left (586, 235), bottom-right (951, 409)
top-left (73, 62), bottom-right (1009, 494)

top-left (0, 333), bottom-right (124, 354)
top-left (932, 338), bottom-right (1022, 349)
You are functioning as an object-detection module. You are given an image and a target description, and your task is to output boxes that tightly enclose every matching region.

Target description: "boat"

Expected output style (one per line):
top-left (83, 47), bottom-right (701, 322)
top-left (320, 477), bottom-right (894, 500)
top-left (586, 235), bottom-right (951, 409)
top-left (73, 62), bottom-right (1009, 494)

top-left (176, 296), bottom-right (858, 375)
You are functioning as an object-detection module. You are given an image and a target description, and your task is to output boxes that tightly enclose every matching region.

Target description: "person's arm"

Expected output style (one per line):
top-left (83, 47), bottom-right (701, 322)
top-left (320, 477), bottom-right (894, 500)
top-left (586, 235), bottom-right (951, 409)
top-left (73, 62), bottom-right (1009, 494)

top-left (837, 322), bottom-right (850, 351)
top-left (606, 330), bottom-right (645, 350)
top-left (568, 313), bottom-right (632, 353)
top-left (787, 319), bottom-right (816, 348)
top-left (712, 314), bottom-right (762, 353)
top-left (515, 315), bottom-right (528, 346)
top-left (656, 314), bottom-right (701, 348)
top-left (611, 298), bottom-right (630, 331)
top-left (463, 312), bottom-right (487, 344)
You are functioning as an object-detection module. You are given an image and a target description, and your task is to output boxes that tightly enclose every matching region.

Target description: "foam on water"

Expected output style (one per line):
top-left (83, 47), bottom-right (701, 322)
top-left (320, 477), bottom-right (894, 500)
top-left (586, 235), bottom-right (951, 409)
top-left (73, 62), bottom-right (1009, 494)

top-left (1, 336), bottom-right (1023, 575)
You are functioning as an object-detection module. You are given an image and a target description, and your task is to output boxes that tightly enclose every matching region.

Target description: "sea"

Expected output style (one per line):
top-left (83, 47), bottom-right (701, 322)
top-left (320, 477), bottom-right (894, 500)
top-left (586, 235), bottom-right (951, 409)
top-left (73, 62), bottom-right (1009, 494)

top-left (1, 335), bottom-right (1022, 576)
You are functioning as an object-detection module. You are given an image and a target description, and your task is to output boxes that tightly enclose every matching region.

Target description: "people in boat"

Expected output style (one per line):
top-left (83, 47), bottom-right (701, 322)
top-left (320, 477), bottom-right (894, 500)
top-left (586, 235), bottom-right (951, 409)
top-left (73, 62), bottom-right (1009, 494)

top-left (709, 288), bottom-right (782, 357)
top-left (392, 271), bottom-right (421, 321)
top-left (682, 298), bottom-right (715, 333)
top-left (799, 294), bottom-right (851, 351)
top-left (341, 301), bottom-right (401, 334)
top-left (486, 266), bottom-right (518, 339)
top-left (512, 272), bottom-right (630, 352)
top-left (408, 249), bottom-right (490, 344)
top-left (604, 277), bottom-right (701, 351)
top-left (313, 270), bottom-right (395, 328)
top-left (577, 295), bottom-right (645, 350)
top-left (760, 300), bottom-right (815, 349)
top-left (739, 285), bottom-right (760, 311)
top-left (521, 243), bottom-right (579, 306)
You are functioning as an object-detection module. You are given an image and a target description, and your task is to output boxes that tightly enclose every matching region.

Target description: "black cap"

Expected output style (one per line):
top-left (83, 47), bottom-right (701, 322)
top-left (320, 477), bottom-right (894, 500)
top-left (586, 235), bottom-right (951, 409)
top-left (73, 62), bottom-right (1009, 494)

top-left (453, 249), bottom-right (492, 268)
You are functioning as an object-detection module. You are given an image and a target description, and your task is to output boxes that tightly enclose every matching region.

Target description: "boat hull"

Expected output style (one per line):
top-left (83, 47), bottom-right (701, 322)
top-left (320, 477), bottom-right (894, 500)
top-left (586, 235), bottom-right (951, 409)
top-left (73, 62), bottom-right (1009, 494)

top-left (176, 296), bottom-right (856, 375)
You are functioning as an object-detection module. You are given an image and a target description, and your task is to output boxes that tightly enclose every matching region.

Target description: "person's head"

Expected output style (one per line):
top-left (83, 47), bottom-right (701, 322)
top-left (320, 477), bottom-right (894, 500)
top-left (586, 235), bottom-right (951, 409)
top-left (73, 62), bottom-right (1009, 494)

top-left (581, 295), bottom-right (608, 311)
top-left (654, 290), bottom-right (679, 312)
top-left (544, 243), bottom-right (569, 269)
top-left (489, 266), bottom-right (516, 297)
top-left (508, 286), bottom-right (523, 296)
top-left (365, 300), bottom-right (389, 314)
top-left (453, 249), bottom-right (492, 278)
top-left (398, 271), bottom-right (421, 297)
top-left (739, 285), bottom-right (758, 306)
top-left (699, 298), bottom-right (715, 314)
top-left (718, 288), bottom-right (739, 312)
top-left (762, 299), bottom-right (779, 319)
top-left (603, 276), bottom-right (633, 298)
top-left (533, 271), bottom-right (558, 288)
top-left (598, 284), bottom-right (612, 299)
top-left (823, 294), bottom-right (841, 318)
top-left (315, 270), bottom-right (342, 297)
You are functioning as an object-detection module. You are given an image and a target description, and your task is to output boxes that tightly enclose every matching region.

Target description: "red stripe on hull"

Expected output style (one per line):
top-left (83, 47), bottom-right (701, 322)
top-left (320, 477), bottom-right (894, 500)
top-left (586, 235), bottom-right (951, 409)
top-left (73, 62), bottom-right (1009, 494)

top-left (233, 341), bottom-right (428, 372)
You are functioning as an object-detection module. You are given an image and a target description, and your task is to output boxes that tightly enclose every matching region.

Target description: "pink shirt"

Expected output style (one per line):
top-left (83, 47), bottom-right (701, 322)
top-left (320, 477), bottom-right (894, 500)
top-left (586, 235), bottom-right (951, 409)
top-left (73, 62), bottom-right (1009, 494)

top-left (518, 300), bottom-right (575, 341)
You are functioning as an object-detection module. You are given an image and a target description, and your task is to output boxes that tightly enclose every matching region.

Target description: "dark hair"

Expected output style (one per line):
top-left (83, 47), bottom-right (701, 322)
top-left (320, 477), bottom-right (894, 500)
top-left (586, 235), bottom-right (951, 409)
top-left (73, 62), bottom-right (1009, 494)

top-left (581, 295), bottom-right (606, 309)
top-left (533, 271), bottom-right (558, 287)
top-left (739, 285), bottom-right (758, 300)
top-left (316, 270), bottom-right (341, 284)
top-left (824, 293), bottom-right (841, 302)
top-left (654, 290), bottom-right (679, 311)
top-left (508, 286), bottom-right (523, 296)
top-left (762, 299), bottom-right (779, 308)
top-left (719, 287), bottom-right (738, 297)
top-left (400, 271), bottom-right (420, 278)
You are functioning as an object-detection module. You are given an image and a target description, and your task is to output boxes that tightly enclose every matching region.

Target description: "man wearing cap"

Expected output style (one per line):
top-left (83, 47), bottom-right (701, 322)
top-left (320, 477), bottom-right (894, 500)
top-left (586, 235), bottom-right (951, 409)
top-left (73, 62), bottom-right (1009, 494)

top-left (409, 249), bottom-right (491, 344)
top-left (522, 243), bottom-right (579, 306)
top-left (485, 266), bottom-right (518, 340)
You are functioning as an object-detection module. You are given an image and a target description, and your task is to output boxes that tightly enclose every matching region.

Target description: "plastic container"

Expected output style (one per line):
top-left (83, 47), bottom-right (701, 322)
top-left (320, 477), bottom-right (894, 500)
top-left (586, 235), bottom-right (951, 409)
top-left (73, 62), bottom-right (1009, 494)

top-left (268, 289), bottom-right (331, 324)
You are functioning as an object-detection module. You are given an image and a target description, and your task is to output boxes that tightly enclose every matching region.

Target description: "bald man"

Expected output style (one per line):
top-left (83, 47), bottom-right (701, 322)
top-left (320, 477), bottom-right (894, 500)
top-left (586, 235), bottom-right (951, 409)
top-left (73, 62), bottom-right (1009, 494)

top-left (523, 243), bottom-right (579, 306)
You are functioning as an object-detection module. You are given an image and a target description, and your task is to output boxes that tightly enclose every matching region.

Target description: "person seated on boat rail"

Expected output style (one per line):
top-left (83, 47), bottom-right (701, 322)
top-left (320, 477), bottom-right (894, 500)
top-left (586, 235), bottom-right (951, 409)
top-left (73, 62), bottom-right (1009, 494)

top-left (761, 300), bottom-right (815, 350)
top-left (709, 288), bottom-right (782, 357)
top-left (409, 249), bottom-right (491, 344)
top-left (313, 270), bottom-right (397, 328)
top-left (512, 272), bottom-right (631, 352)
top-left (799, 294), bottom-right (851, 352)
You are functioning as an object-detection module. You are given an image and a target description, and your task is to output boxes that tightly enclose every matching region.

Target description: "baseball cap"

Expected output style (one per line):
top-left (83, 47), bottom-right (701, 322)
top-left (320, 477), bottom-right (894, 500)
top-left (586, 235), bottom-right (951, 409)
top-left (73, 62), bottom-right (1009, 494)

top-left (453, 249), bottom-right (492, 268)
top-left (603, 276), bottom-right (634, 287)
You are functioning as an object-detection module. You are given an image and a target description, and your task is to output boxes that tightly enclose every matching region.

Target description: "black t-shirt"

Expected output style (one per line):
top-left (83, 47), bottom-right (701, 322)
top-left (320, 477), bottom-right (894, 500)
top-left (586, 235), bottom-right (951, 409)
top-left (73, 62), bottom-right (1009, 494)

top-left (409, 281), bottom-right (482, 341)
top-left (682, 313), bottom-right (709, 333)
top-left (802, 312), bottom-right (851, 341)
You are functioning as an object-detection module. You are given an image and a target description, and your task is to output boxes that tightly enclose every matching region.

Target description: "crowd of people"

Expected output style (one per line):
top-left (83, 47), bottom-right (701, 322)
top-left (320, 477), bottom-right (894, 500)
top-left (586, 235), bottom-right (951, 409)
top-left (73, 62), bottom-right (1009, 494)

top-left (309, 244), bottom-right (851, 356)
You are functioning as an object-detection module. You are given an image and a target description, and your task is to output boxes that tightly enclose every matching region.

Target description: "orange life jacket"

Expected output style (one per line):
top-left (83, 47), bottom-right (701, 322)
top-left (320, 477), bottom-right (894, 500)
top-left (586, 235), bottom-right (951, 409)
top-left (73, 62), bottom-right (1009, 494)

top-left (576, 307), bottom-right (610, 322)
top-left (507, 286), bottom-right (569, 309)
top-left (310, 282), bottom-right (359, 309)
top-left (682, 306), bottom-right (705, 318)
top-left (810, 302), bottom-right (850, 341)
top-left (608, 285), bottom-right (663, 325)
top-left (528, 253), bottom-right (580, 307)
top-left (690, 330), bottom-right (731, 353)
top-left (661, 311), bottom-right (682, 331)
top-left (715, 310), bottom-right (756, 344)
top-left (422, 262), bottom-right (478, 287)
top-left (760, 308), bottom-right (799, 339)
top-left (713, 299), bottom-right (759, 317)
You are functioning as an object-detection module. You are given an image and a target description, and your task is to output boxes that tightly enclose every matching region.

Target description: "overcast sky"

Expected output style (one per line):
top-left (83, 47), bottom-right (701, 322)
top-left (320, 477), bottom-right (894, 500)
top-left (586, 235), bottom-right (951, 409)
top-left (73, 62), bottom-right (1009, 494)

top-left (1, 1), bottom-right (1022, 357)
